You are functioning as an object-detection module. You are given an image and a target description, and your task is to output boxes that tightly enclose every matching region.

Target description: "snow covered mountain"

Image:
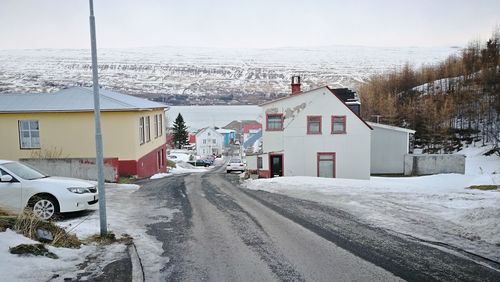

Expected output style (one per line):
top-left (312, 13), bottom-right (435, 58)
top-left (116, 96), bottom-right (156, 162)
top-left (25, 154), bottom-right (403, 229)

top-left (0, 46), bottom-right (458, 104)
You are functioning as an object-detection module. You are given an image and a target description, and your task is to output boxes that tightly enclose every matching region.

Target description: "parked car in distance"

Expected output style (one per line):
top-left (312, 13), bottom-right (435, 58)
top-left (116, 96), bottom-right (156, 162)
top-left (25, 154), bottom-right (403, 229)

top-left (167, 155), bottom-right (178, 160)
top-left (0, 160), bottom-right (98, 220)
top-left (187, 160), bottom-right (211, 167)
top-left (226, 158), bottom-right (245, 173)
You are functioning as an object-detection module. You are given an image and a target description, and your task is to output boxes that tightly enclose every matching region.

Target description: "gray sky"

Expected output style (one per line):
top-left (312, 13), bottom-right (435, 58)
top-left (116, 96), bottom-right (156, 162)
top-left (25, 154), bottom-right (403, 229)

top-left (0, 0), bottom-right (498, 50)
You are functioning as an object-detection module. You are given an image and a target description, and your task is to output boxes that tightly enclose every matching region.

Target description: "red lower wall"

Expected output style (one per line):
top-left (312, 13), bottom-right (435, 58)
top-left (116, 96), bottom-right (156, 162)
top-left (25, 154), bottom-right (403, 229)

top-left (258, 170), bottom-right (270, 178)
top-left (118, 144), bottom-right (167, 178)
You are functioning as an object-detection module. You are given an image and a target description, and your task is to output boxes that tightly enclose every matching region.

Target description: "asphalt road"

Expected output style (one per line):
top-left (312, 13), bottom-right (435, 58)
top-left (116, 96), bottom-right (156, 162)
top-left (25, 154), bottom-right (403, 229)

top-left (134, 165), bottom-right (500, 281)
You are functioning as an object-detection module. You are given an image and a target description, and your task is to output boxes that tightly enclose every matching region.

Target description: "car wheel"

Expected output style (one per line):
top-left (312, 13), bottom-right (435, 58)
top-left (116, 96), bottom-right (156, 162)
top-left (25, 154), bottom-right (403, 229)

top-left (29, 195), bottom-right (59, 220)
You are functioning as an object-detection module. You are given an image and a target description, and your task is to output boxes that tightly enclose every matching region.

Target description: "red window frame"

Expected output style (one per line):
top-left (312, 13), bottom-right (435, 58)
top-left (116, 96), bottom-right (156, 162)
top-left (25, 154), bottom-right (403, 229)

top-left (317, 152), bottom-right (336, 178)
top-left (307, 116), bottom-right (322, 135)
top-left (266, 113), bottom-right (284, 131)
top-left (331, 115), bottom-right (347, 134)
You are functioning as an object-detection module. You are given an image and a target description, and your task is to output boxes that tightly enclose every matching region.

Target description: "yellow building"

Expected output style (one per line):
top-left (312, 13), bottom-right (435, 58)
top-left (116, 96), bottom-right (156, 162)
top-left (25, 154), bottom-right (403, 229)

top-left (0, 87), bottom-right (168, 178)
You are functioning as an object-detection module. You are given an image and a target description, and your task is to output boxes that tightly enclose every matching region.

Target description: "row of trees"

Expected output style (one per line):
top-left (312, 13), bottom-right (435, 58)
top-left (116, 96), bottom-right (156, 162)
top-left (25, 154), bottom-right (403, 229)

top-left (359, 30), bottom-right (500, 154)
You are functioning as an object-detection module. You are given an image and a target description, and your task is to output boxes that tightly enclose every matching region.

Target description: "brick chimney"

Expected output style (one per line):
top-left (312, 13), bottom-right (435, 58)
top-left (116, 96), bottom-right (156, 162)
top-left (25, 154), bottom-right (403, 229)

top-left (291, 75), bottom-right (301, 95)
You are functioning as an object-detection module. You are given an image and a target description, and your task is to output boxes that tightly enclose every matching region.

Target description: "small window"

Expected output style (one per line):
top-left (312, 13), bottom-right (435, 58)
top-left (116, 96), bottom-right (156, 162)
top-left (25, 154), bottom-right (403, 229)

top-left (266, 114), bottom-right (283, 131)
top-left (154, 115), bottom-right (159, 138)
top-left (203, 139), bottom-right (206, 144)
top-left (307, 116), bottom-right (322, 134)
top-left (332, 116), bottom-right (346, 134)
top-left (139, 117), bottom-right (145, 144)
top-left (257, 157), bottom-right (263, 169)
top-left (19, 120), bottom-right (40, 149)
top-left (158, 114), bottom-right (163, 137)
top-left (145, 116), bottom-right (151, 142)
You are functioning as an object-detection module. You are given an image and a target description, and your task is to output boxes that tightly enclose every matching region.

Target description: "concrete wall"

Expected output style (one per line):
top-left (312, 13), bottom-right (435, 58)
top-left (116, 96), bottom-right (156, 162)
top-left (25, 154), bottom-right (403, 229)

top-left (370, 125), bottom-right (410, 174)
top-left (20, 158), bottom-right (119, 182)
top-left (404, 154), bottom-right (465, 176)
top-left (261, 87), bottom-right (371, 180)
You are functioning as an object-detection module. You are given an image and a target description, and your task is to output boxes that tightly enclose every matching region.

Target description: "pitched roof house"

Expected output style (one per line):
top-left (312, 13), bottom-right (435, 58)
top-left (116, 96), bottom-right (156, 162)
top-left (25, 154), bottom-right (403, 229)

top-left (0, 87), bottom-right (168, 179)
top-left (247, 76), bottom-right (372, 180)
top-left (195, 127), bottom-right (223, 156)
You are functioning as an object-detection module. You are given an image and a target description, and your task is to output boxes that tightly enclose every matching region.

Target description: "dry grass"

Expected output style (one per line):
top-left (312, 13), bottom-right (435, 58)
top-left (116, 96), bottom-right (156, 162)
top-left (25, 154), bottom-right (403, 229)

top-left (9, 243), bottom-right (58, 259)
top-left (84, 232), bottom-right (133, 246)
top-left (13, 211), bottom-right (81, 248)
top-left (467, 185), bottom-right (500, 191)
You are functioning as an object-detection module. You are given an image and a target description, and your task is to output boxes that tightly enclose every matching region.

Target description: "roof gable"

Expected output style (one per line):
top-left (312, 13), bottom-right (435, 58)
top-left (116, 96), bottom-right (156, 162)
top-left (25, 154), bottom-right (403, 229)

top-left (0, 87), bottom-right (167, 113)
top-left (260, 86), bottom-right (372, 130)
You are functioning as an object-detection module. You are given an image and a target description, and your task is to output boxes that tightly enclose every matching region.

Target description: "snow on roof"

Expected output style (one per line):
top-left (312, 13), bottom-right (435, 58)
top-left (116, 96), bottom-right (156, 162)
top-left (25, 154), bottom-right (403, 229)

top-left (216, 128), bottom-right (236, 134)
top-left (367, 122), bottom-right (416, 134)
top-left (0, 87), bottom-right (167, 113)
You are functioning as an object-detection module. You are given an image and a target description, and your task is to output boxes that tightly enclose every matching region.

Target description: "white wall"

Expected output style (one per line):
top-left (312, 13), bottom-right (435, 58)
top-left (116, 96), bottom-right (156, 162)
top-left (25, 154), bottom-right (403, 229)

top-left (196, 128), bottom-right (223, 156)
top-left (370, 125), bottom-right (410, 174)
top-left (261, 87), bottom-right (371, 180)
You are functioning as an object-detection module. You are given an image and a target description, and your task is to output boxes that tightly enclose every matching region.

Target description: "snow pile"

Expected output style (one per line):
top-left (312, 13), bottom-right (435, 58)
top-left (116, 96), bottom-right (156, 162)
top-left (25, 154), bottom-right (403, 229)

top-left (244, 149), bottom-right (500, 261)
top-left (56, 183), bottom-right (176, 280)
top-left (0, 229), bottom-right (126, 281)
top-left (168, 152), bottom-right (190, 163)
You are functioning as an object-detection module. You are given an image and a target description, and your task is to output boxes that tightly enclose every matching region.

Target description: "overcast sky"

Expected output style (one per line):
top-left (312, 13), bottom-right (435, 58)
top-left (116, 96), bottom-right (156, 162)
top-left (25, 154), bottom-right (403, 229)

top-left (0, 0), bottom-right (498, 50)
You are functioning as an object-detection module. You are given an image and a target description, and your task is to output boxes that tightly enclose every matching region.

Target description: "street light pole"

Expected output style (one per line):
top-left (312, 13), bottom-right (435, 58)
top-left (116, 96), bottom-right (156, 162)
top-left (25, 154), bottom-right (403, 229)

top-left (88, 0), bottom-right (107, 236)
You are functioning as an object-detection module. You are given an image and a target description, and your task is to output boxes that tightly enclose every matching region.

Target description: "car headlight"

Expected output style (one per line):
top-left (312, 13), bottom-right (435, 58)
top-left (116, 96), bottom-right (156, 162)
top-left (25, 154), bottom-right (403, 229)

top-left (67, 187), bottom-right (92, 194)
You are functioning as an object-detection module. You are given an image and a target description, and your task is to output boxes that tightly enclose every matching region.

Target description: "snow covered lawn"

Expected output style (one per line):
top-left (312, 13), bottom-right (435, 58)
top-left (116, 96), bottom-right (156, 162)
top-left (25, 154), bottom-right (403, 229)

top-left (0, 183), bottom-right (160, 281)
top-left (244, 148), bottom-right (500, 262)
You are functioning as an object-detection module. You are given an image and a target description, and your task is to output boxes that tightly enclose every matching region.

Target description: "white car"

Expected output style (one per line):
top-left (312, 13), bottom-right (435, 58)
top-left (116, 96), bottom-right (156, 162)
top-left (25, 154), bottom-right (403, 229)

top-left (226, 158), bottom-right (246, 173)
top-left (0, 160), bottom-right (98, 220)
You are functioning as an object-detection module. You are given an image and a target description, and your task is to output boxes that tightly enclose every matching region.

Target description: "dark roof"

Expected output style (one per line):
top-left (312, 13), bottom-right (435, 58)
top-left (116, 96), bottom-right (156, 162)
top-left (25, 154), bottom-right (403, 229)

top-left (329, 88), bottom-right (359, 104)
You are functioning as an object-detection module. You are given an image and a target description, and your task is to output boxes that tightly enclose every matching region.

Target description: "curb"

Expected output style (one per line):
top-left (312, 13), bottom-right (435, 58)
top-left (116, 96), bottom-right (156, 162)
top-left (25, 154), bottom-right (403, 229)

top-left (128, 242), bottom-right (145, 282)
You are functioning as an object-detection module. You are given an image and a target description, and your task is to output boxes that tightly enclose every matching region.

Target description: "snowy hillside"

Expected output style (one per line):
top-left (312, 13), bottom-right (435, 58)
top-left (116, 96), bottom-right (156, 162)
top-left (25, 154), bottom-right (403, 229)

top-left (0, 46), bottom-right (458, 104)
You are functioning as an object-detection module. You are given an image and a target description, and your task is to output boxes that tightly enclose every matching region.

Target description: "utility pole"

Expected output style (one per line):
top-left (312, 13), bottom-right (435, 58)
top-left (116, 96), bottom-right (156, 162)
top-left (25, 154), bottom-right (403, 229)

top-left (89, 0), bottom-right (107, 236)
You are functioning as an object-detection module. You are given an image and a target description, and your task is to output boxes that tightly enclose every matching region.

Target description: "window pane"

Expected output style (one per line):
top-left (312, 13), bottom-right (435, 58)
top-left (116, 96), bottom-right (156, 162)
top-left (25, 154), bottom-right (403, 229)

top-left (20, 121), bottom-right (29, 130)
top-left (319, 160), bottom-right (334, 178)
top-left (319, 154), bottom-right (334, 160)
top-left (21, 138), bottom-right (30, 148)
top-left (309, 122), bottom-right (320, 133)
top-left (30, 121), bottom-right (39, 130)
top-left (268, 116), bottom-right (282, 130)
top-left (22, 131), bottom-right (30, 138)
top-left (31, 137), bottom-right (40, 148)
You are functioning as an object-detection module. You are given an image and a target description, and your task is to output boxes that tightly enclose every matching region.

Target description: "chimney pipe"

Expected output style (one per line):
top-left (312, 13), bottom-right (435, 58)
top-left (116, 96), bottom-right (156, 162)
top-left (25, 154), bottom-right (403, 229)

top-left (291, 75), bottom-right (301, 95)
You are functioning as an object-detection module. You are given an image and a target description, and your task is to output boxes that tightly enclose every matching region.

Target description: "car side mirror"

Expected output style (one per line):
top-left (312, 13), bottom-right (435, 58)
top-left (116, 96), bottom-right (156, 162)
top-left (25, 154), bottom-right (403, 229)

top-left (0, 175), bottom-right (13, 182)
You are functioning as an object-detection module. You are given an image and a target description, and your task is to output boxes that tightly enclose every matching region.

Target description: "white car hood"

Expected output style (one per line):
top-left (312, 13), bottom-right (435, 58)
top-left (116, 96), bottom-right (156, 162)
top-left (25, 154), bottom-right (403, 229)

top-left (30, 176), bottom-right (95, 188)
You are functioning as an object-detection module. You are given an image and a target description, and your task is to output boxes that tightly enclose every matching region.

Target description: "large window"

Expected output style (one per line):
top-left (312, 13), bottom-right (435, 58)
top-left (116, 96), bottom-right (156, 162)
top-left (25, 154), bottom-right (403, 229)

top-left (19, 120), bottom-right (40, 149)
top-left (139, 117), bottom-right (145, 144)
top-left (145, 116), bottom-right (151, 142)
top-left (266, 114), bottom-right (283, 131)
top-left (332, 116), bottom-right (346, 134)
top-left (307, 116), bottom-right (322, 134)
top-left (317, 153), bottom-right (336, 178)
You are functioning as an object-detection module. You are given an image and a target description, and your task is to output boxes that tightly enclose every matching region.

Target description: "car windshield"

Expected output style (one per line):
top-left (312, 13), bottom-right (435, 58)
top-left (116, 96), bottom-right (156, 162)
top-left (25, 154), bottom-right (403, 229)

top-left (230, 159), bottom-right (241, 163)
top-left (2, 162), bottom-right (48, 180)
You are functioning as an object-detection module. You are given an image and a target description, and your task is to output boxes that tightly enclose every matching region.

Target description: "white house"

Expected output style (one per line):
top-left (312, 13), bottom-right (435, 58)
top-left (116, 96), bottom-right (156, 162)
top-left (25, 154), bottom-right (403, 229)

top-left (195, 127), bottom-right (223, 156)
top-left (247, 76), bottom-right (372, 180)
top-left (368, 122), bottom-right (415, 174)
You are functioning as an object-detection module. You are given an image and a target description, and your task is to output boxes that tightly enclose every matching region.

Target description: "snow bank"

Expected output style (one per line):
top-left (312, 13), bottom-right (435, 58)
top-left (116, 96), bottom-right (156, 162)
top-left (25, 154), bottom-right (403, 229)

top-left (244, 150), bottom-right (500, 262)
top-left (0, 229), bottom-right (120, 281)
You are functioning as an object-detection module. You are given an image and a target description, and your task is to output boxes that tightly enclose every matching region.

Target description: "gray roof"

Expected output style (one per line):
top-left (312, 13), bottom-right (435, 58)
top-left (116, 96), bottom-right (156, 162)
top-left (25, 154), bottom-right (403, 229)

top-left (0, 87), bottom-right (167, 113)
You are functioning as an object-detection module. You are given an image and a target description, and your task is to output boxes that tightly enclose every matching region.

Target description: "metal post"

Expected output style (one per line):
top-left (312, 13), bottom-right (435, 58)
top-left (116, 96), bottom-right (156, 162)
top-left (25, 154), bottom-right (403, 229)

top-left (89, 0), bottom-right (107, 236)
